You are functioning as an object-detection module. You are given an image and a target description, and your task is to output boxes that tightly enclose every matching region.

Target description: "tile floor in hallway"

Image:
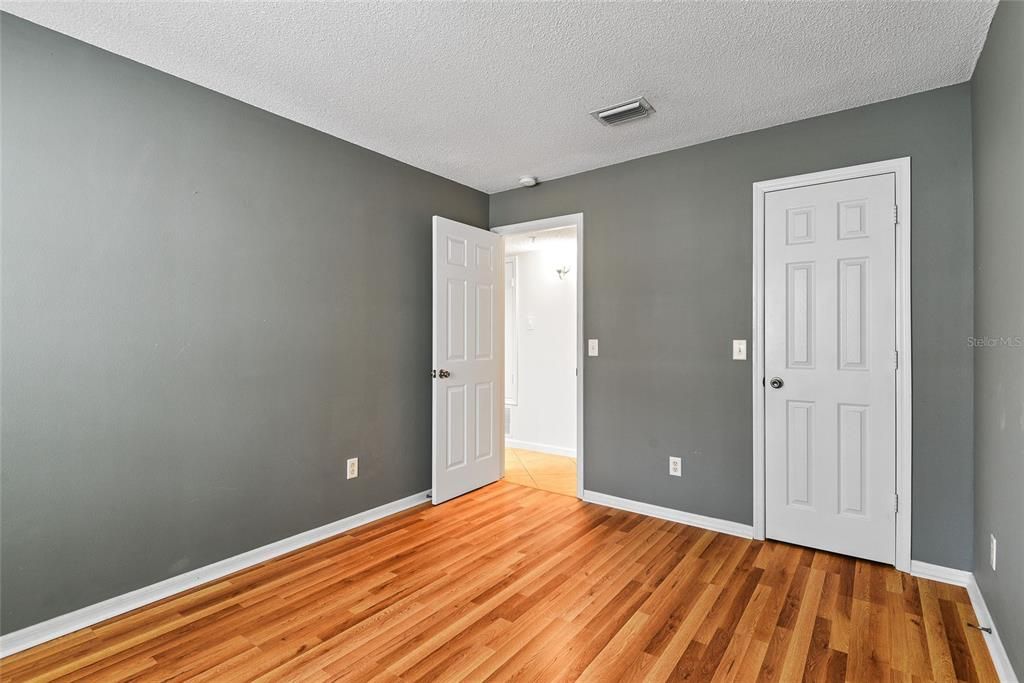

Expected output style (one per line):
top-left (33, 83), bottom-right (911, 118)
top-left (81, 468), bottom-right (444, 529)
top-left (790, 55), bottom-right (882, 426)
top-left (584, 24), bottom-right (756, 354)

top-left (503, 447), bottom-right (577, 497)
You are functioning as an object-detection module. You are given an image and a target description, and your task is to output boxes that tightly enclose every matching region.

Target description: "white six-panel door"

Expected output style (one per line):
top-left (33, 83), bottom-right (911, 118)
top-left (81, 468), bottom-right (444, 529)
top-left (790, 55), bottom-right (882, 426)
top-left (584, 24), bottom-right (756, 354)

top-left (432, 216), bottom-right (503, 504)
top-left (764, 173), bottom-right (897, 563)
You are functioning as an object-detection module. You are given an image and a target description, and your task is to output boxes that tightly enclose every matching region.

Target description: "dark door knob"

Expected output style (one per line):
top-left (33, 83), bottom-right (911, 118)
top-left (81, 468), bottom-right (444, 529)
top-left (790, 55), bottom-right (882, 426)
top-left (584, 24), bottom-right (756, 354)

top-left (769, 377), bottom-right (784, 389)
top-left (438, 369), bottom-right (451, 379)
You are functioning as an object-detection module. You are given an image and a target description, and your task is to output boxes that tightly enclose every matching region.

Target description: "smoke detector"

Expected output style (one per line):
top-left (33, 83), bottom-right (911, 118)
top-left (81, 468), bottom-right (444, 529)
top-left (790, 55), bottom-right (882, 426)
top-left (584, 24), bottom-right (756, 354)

top-left (519, 176), bottom-right (538, 187)
top-left (590, 97), bottom-right (655, 126)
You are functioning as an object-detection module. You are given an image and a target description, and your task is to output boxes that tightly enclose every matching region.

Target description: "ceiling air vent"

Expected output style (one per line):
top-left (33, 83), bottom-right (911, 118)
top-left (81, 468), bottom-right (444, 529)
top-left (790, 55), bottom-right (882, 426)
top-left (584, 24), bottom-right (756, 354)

top-left (590, 97), bottom-right (654, 126)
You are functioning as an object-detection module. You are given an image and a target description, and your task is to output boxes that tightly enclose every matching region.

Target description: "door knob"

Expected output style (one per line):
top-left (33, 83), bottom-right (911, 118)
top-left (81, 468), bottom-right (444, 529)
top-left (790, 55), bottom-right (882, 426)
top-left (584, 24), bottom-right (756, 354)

top-left (769, 377), bottom-right (784, 389)
top-left (438, 369), bottom-right (451, 379)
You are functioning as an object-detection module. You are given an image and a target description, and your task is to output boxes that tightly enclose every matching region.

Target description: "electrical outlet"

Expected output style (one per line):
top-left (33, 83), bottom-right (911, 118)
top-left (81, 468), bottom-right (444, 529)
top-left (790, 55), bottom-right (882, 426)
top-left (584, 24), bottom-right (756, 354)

top-left (991, 534), bottom-right (997, 571)
top-left (588, 339), bottom-right (599, 357)
top-left (669, 456), bottom-right (682, 477)
top-left (347, 458), bottom-right (358, 480)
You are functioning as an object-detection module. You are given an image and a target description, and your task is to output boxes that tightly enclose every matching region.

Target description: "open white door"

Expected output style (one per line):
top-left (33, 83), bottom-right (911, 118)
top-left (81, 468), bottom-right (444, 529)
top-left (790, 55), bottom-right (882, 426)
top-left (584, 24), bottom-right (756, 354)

top-left (432, 216), bottom-right (503, 504)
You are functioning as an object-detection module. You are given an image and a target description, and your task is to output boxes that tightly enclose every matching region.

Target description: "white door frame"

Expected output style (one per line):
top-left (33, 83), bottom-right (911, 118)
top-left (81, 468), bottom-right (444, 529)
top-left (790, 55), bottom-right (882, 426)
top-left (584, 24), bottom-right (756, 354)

top-left (491, 213), bottom-right (585, 499)
top-left (752, 158), bottom-right (912, 572)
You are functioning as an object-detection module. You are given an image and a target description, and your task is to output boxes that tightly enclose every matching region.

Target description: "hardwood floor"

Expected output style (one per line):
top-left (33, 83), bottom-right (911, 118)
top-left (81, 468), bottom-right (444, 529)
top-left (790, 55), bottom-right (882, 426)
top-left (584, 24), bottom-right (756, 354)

top-left (503, 447), bottom-right (577, 497)
top-left (0, 481), bottom-right (997, 682)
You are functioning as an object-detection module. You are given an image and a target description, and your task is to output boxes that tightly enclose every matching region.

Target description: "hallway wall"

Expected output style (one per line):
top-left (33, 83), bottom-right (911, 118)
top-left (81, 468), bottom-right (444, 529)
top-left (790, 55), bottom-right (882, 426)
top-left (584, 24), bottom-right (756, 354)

top-left (506, 243), bottom-right (577, 456)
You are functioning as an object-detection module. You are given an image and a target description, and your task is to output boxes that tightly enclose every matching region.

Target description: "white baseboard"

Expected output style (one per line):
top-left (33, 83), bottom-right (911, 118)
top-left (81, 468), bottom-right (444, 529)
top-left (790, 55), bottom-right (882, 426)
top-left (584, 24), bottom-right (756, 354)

top-left (580, 497), bottom-right (1013, 681)
top-left (967, 575), bottom-right (1020, 683)
top-left (910, 561), bottom-right (1018, 682)
top-left (0, 489), bottom-right (430, 658)
top-left (909, 560), bottom-right (972, 586)
top-left (582, 490), bottom-right (753, 539)
top-left (505, 438), bottom-right (576, 458)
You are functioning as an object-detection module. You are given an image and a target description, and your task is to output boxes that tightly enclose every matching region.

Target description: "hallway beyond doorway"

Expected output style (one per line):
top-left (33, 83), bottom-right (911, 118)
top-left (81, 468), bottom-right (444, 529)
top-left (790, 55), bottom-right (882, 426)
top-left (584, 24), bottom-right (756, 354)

top-left (503, 448), bottom-right (576, 497)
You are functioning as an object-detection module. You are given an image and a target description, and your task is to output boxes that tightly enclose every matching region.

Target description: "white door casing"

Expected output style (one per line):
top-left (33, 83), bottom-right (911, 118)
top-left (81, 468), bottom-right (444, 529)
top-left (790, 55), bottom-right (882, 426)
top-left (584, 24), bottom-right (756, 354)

top-left (763, 173), bottom-right (898, 564)
top-left (504, 256), bottom-right (519, 406)
top-left (432, 216), bottom-right (504, 504)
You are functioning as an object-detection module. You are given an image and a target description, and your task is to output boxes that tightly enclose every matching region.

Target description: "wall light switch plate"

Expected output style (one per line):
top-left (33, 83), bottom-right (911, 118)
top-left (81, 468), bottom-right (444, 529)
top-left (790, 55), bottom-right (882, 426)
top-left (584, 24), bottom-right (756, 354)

top-left (347, 458), bottom-right (358, 480)
top-left (669, 456), bottom-right (682, 477)
top-left (732, 339), bottom-right (747, 360)
top-left (588, 339), bottom-right (599, 357)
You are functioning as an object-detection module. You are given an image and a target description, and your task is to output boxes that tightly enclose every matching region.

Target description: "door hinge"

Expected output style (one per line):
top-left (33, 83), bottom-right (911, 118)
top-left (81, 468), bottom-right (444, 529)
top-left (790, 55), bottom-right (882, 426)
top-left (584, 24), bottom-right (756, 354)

top-left (893, 205), bottom-right (899, 224)
top-left (892, 349), bottom-right (899, 370)
top-left (893, 493), bottom-right (899, 513)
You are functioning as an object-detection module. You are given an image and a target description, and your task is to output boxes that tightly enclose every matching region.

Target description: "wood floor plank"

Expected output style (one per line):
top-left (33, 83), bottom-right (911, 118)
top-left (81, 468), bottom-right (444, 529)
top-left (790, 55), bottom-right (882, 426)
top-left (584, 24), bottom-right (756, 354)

top-left (0, 481), bottom-right (998, 682)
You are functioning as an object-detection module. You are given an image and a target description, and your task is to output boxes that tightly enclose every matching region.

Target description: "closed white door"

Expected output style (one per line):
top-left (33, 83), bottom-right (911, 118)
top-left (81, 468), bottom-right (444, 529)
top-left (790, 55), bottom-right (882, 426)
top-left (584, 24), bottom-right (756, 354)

top-left (432, 216), bottom-right (503, 504)
top-left (764, 173), bottom-right (896, 563)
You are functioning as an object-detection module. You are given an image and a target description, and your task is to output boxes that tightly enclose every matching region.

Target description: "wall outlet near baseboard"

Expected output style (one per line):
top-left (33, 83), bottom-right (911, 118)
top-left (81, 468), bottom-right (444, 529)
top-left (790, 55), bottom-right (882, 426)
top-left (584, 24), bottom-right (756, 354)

top-left (347, 458), bottom-right (359, 480)
top-left (990, 534), bottom-right (997, 571)
top-left (669, 456), bottom-right (682, 477)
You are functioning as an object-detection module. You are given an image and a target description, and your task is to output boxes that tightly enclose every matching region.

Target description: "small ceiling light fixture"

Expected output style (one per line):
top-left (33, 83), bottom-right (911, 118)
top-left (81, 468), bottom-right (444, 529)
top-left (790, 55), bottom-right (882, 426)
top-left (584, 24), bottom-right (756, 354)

top-left (519, 176), bottom-right (538, 188)
top-left (590, 96), bottom-right (655, 126)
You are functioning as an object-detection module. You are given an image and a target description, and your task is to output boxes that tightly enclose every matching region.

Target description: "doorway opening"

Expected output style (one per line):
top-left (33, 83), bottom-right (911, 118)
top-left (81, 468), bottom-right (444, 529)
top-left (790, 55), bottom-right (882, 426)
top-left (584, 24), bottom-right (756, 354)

top-left (493, 214), bottom-right (583, 498)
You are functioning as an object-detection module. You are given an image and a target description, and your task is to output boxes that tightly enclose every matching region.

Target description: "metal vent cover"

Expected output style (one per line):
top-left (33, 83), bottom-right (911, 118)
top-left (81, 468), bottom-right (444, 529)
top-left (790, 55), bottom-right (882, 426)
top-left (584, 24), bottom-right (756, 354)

top-left (590, 97), bottom-right (655, 126)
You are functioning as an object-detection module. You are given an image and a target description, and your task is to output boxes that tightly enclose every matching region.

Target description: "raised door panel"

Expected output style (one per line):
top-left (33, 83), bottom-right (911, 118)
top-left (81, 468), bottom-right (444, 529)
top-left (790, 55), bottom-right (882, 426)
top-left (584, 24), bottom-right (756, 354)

top-left (786, 401), bottom-right (815, 509)
top-left (838, 258), bottom-right (869, 371)
top-left (838, 404), bottom-right (869, 516)
top-left (447, 279), bottom-right (467, 361)
top-left (446, 386), bottom-right (467, 471)
top-left (786, 262), bottom-right (815, 369)
top-left (475, 382), bottom-right (495, 462)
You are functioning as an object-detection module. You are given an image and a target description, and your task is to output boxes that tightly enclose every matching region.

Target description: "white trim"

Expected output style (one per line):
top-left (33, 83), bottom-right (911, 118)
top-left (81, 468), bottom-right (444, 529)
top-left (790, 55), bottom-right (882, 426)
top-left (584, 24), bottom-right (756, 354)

top-left (909, 560), bottom-right (971, 587)
top-left (0, 490), bottom-right (430, 658)
top-left (582, 490), bottom-right (754, 539)
top-left (504, 255), bottom-right (520, 407)
top-left (492, 213), bottom-right (585, 499)
top-left (504, 438), bottom-right (576, 458)
top-left (751, 157), bottom-right (913, 572)
top-left (966, 576), bottom-right (1020, 683)
top-left (493, 214), bottom-right (580, 234)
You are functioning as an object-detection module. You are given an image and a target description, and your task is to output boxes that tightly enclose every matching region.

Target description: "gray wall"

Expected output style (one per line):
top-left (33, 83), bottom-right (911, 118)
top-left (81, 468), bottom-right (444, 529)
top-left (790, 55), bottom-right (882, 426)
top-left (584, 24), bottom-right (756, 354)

top-left (0, 14), bottom-right (488, 634)
top-left (491, 84), bottom-right (976, 570)
top-left (972, 1), bottom-right (1024, 676)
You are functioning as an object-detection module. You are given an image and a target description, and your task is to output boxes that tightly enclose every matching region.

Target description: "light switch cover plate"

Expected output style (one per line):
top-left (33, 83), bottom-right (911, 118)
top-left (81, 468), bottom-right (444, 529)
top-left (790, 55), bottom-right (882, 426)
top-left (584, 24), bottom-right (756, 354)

top-left (588, 339), bottom-right (599, 357)
top-left (732, 339), bottom-right (747, 360)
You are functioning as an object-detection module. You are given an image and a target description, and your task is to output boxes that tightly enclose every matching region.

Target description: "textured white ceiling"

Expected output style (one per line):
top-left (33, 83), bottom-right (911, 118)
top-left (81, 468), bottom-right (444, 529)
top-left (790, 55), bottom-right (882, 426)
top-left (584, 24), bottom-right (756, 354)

top-left (3, 1), bottom-right (996, 193)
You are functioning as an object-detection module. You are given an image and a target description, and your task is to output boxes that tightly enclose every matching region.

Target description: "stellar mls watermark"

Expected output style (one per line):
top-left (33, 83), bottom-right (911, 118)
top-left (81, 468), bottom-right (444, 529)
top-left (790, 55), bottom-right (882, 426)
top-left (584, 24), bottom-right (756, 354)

top-left (967, 336), bottom-right (1024, 348)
